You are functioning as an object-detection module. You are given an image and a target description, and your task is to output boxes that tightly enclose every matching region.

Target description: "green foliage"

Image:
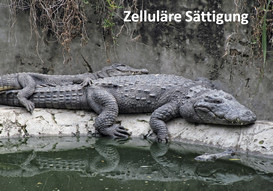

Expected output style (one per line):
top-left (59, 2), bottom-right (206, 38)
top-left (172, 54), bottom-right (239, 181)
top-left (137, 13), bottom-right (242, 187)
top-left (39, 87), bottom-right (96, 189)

top-left (103, 0), bottom-right (123, 30)
top-left (82, 0), bottom-right (89, 5)
top-left (262, 0), bottom-right (272, 66)
top-left (103, 18), bottom-right (115, 28)
top-left (106, 0), bottom-right (123, 9)
top-left (252, 0), bottom-right (273, 67)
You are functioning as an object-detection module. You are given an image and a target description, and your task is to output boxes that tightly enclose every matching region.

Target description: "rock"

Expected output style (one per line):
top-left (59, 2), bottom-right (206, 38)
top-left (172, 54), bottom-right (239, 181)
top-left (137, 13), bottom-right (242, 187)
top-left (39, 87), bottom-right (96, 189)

top-left (0, 105), bottom-right (272, 157)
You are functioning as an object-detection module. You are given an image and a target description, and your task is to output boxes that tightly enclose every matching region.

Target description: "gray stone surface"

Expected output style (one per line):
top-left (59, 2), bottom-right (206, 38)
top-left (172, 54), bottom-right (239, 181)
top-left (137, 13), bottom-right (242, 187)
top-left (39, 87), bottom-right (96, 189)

top-left (0, 106), bottom-right (272, 157)
top-left (0, 0), bottom-right (272, 121)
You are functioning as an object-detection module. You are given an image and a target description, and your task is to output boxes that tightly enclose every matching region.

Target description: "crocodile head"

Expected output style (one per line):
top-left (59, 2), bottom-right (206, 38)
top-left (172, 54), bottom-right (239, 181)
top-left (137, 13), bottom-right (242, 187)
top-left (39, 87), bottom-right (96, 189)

top-left (104, 63), bottom-right (149, 76)
top-left (180, 89), bottom-right (257, 125)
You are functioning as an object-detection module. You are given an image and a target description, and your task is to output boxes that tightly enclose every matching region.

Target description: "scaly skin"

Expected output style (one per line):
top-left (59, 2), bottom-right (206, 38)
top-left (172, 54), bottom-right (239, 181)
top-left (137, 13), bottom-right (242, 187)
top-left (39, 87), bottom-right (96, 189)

top-left (0, 74), bottom-right (257, 142)
top-left (0, 64), bottom-right (148, 112)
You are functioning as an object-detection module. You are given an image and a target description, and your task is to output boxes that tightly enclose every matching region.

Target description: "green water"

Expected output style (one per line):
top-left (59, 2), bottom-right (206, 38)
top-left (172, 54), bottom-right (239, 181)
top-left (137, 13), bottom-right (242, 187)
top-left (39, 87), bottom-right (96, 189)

top-left (0, 137), bottom-right (272, 191)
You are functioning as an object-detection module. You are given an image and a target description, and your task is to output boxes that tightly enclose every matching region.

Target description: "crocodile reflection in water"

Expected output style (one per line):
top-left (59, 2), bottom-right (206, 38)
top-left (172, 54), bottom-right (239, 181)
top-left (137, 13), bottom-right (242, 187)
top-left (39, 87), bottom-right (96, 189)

top-left (0, 138), bottom-right (270, 185)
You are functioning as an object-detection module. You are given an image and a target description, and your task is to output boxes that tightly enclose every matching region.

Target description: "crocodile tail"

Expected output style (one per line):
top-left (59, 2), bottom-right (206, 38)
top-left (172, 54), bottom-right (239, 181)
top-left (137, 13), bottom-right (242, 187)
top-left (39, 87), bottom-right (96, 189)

top-left (0, 74), bottom-right (20, 92)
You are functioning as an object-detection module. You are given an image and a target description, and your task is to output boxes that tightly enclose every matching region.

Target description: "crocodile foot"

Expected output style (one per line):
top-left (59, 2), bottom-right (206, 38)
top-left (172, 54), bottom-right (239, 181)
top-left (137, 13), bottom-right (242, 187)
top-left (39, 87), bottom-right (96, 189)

top-left (80, 77), bottom-right (93, 87)
top-left (144, 131), bottom-right (169, 143)
top-left (143, 130), bottom-right (156, 141)
top-left (23, 100), bottom-right (35, 113)
top-left (157, 136), bottom-right (169, 143)
top-left (99, 124), bottom-right (131, 139)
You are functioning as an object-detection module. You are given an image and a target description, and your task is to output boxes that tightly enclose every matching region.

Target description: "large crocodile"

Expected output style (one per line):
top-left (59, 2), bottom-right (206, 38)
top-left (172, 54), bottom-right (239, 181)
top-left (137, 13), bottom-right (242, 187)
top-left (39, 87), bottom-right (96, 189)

top-left (0, 63), bottom-right (148, 112)
top-left (0, 74), bottom-right (257, 142)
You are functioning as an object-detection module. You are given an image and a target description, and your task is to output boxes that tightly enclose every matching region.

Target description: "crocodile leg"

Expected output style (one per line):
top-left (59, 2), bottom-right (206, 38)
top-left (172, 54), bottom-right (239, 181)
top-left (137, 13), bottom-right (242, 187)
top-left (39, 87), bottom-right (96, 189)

top-left (17, 74), bottom-right (36, 112)
top-left (149, 102), bottom-right (180, 142)
top-left (90, 138), bottom-right (120, 172)
top-left (87, 87), bottom-right (131, 138)
top-left (150, 142), bottom-right (179, 169)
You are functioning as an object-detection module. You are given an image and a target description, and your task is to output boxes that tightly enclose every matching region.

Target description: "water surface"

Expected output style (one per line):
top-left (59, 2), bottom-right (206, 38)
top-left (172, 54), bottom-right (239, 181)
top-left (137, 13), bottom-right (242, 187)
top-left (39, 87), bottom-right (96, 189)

top-left (0, 137), bottom-right (272, 191)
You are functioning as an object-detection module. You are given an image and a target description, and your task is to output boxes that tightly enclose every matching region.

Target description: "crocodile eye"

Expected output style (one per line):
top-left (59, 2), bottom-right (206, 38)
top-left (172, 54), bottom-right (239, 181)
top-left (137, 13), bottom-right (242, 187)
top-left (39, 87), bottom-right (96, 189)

top-left (117, 65), bottom-right (127, 71)
top-left (204, 96), bottom-right (223, 104)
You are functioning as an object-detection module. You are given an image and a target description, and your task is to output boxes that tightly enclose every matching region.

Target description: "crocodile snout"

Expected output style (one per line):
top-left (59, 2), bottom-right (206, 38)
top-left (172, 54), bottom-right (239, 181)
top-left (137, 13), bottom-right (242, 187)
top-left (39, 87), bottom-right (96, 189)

top-left (239, 110), bottom-right (257, 124)
top-left (138, 69), bottom-right (149, 74)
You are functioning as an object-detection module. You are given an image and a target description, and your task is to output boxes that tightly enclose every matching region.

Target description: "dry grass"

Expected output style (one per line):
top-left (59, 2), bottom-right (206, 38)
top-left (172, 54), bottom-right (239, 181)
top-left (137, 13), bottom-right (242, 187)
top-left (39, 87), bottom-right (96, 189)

top-left (8, 0), bottom-right (88, 55)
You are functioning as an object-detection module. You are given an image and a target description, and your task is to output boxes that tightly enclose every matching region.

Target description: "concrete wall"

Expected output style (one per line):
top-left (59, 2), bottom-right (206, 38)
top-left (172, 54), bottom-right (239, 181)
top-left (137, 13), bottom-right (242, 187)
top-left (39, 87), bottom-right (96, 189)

top-left (0, 0), bottom-right (272, 120)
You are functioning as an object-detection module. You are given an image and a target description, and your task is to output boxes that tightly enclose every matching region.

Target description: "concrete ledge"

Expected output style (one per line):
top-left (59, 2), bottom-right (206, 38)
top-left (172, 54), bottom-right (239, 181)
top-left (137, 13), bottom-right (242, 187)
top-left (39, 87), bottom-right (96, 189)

top-left (0, 105), bottom-right (272, 156)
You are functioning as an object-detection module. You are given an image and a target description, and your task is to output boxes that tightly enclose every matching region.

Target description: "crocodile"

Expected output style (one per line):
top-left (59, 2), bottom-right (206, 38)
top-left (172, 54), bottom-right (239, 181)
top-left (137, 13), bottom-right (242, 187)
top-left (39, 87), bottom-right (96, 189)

top-left (194, 149), bottom-right (236, 162)
top-left (0, 74), bottom-right (257, 142)
top-left (0, 63), bottom-right (149, 112)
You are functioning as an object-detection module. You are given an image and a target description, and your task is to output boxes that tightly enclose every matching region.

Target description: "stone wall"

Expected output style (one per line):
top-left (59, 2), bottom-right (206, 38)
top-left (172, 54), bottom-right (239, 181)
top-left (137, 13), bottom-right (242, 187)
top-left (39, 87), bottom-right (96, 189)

top-left (0, 0), bottom-right (272, 120)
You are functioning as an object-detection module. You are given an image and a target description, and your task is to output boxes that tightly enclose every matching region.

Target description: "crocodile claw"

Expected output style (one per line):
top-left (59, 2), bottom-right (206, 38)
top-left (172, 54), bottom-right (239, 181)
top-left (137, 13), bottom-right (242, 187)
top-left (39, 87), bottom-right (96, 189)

top-left (100, 124), bottom-right (131, 139)
top-left (23, 100), bottom-right (35, 113)
top-left (157, 137), bottom-right (169, 143)
top-left (157, 134), bottom-right (169, 143)
top-left (80, 77), bottom-right (93, 87)
top-left (144, 131), bottom-right (169, 143)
